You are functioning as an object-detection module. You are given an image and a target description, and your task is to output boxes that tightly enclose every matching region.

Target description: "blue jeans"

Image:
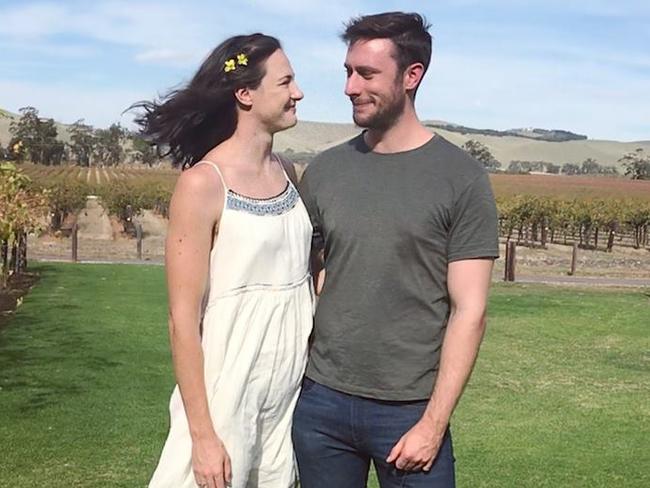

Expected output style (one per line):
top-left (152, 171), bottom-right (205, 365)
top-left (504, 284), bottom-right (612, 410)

top-left (292, 378), bottom-right (455, 488)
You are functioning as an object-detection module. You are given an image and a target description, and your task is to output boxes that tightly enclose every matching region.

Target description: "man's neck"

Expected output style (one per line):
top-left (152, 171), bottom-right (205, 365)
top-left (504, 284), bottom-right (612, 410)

top-left (363, 106), bottom-right (433, 154)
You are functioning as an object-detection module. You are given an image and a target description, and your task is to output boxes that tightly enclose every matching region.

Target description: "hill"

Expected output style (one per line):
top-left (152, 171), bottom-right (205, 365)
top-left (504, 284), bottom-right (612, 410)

top-left (1, 107), bottom-right (648, 171)
top-left (276, 121), bottom-right (649, 171)
top-left (0, 107), bottom-right (73, 145)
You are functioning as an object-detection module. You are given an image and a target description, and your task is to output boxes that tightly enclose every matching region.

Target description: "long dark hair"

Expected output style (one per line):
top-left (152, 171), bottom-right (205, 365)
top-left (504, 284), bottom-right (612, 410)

top-left (131, 34), bottom-right (281, 169)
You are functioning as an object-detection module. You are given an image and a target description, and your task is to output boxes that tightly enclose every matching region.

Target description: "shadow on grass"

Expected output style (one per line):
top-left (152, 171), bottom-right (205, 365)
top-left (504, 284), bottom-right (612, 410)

top-left (0, 268), bottom-right (124, 412)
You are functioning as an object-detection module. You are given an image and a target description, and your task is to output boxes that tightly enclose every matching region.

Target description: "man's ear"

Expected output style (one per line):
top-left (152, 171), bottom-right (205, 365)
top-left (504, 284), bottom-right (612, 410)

top-left (234, 87), bottom-right (253, 108)
top-left (403, 63), bottom-right (425, 92)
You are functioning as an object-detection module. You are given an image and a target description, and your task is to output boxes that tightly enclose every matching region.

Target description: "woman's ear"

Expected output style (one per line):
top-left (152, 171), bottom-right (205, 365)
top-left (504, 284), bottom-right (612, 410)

top-left (234, 87), bottom-right (253, 108)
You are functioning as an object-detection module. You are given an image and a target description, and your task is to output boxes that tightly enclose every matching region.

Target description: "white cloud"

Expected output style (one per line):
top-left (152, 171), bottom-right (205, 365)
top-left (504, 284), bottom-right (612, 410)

top-left (0, 80), bottom-right (148, 129)
top-left (0, 2), bottom-right (68, 39)
top-left (0, 0), bottom-right (647, 140)
top-left (0, 1), bottom-right (215, 66)
top-left (134, 49), bottom-right (201, 66)
top-left (418, 51), bottom-right (650, 140)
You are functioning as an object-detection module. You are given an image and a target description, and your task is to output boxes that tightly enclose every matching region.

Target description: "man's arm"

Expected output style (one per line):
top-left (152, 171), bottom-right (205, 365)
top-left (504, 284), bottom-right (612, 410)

top-left (311, 248), bottom-right (325, 295)
top-left (387, 258), bottom-right (493, 471)
top-left (296, 162), bottom-right (326, 295)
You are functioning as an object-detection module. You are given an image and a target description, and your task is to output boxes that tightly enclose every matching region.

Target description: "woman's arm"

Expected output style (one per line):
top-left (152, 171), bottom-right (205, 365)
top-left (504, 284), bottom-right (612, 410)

top-left (164, 165), bottom-right (231, 488)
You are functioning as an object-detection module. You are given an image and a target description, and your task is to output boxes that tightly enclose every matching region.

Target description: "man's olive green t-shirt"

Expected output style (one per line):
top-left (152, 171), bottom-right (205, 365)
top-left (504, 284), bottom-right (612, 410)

top-left (299, 134), bottom-right (499, 401)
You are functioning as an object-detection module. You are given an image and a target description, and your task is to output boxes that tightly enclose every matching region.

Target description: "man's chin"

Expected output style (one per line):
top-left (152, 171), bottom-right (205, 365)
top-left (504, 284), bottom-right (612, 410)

top-left (353, 113), bottom-right (388, 130)
top-left (352, 112), bottom-right (372, 128)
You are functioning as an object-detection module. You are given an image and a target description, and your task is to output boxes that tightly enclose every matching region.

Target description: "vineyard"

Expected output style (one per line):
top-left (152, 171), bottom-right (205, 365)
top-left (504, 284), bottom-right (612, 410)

top-left (12, 163), bottom-right (650, 250)
top-left (18, 163), bottom-right (178, 187)
top-left (1, 162), bottom-right (649, 285)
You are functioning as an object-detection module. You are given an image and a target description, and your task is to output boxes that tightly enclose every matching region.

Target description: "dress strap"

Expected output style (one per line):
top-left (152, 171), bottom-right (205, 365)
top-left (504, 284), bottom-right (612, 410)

top-left (194, 160), bottom-right (228, 193)
top-left (272, 153), bottom-right (298, 187)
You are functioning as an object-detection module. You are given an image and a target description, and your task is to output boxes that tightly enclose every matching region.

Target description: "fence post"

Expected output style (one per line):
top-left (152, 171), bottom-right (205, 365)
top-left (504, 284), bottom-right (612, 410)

top-left (136, 223), bottom-right (143, 260)
top-left (568, 242), bottom-right (578, 276)
top-left (19, 232), bottom-right (27, 272)
top-left (1, 239), bottom-right (8, 288)
top-left (71, 223), bottom-right (78, 262)
top-left (10, 238), bottom-right (18, 274)
top-left (504, 241), bottom-right (516, 282)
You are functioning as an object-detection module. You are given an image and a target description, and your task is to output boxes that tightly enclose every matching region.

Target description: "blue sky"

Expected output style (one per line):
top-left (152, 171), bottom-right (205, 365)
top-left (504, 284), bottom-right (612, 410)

top-left (0, 0), bottom-right (648, 141)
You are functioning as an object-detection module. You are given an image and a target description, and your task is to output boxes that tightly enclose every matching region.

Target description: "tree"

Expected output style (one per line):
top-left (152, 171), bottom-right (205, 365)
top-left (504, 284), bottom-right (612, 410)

top-left (507, 160), bottom-right (530, 174)
top-left (462, 139), bottom-right (501, 172)
top-left (528, 161), bottom-right (545, 172)
top-left (620, 148), bottom-right (650, 180)
top-left (131, 134), bottom-right (158, 166)
top-left (69, 119), bottom-right (96, 167)
top-left (580, 158), bottom-right (601, 175)
top-left (546, 163), bottom-right (561, 174)
top-left (8, 106), bottom-right (64, 165)
top-left (37, 118), bottom-right (65, 165)
top-left (8, 106), bottom-right (40, 163)
top-left (561, 163), bottom-right (581, 175)
top-left (601, 166), bottom-right (619, 176)
top-left (94, 123), bottom-right (126, 166)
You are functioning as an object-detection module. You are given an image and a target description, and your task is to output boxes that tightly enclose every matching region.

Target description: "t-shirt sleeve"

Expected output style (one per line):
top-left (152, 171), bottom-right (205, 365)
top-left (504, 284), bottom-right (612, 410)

top-left (447, 172), bottom-right (500, 262)
top-left (298, 166), bottom-right (324, 252)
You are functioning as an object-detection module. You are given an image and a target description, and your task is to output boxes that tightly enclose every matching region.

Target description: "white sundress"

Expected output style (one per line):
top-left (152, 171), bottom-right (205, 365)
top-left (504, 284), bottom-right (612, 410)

top-left (149, 159), bottom-right (314, 488)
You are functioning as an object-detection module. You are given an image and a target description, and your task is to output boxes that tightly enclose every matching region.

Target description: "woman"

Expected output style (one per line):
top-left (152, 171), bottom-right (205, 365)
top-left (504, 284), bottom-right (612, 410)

top-left (134, 34), bottom-right (312, 488)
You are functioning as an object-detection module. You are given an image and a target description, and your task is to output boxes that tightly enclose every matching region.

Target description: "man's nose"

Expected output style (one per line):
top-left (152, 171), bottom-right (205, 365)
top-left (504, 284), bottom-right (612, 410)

top-left (345, 73), bottom-right (362, 97)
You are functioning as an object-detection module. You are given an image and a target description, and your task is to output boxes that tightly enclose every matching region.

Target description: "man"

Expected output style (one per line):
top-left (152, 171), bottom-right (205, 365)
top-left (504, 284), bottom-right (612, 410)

top-left (293, 11), bottom-right (499, 488)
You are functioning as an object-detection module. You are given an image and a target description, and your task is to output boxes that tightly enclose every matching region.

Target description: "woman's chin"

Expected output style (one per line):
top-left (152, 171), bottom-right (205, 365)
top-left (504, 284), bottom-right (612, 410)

top-left (275, 114), bottom-right (298, 132)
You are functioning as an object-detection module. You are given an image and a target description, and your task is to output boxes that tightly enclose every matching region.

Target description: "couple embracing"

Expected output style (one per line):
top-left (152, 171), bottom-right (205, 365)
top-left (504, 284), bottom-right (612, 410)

top-left (138, 11), bottom-right (498, 488)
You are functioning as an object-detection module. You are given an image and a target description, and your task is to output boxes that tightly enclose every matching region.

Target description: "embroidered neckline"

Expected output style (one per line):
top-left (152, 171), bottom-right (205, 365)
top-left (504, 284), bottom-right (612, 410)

top-left (226, 183), bottom-right (299, 216)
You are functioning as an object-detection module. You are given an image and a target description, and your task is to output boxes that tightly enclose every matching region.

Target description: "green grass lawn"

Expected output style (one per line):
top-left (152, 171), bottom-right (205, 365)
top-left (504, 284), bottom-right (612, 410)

top-left (0, 263), bottom-right (648, 487)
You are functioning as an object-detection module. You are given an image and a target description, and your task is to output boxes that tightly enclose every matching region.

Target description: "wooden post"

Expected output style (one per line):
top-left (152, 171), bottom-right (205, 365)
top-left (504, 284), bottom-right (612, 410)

top-left (504, 241), bottom-right (516, 282)
top-left (71, 223), bottom-right (78, 262)
top-left (19, 232), bottom-right (27, 272)
top-left (1, 239), bottom-right (8, 288)
top-left (10, 239), bottom-right (18, 274)
top-left (136, 223), bottom-right (143, 260)
top-left (568, 242), bottom-right (578, 276)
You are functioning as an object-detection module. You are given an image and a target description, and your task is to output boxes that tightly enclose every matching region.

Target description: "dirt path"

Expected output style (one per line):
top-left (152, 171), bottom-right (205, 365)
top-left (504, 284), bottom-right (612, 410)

top-left (77, 196), bottom-right (113, 240)
top-left (512, 274), bottom-right (650, 288)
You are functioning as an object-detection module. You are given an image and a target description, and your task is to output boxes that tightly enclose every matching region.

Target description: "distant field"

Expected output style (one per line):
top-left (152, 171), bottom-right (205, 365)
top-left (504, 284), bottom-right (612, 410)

top-left (490, 174), bottom-right (650, 201)
top-left (18, 162), bottom-right (650, 202)
top-left (18, 163), bottom-right (178, 187)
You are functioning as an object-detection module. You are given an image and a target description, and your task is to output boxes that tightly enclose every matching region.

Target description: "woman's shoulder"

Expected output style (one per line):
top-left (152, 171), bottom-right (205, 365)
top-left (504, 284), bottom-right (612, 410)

top-left (172, 163), bottom-right (225, 212)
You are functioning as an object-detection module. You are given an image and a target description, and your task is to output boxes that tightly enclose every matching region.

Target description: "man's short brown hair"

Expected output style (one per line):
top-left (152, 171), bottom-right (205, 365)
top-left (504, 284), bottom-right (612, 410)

top-left (341, 12), bottom-right (433, 77)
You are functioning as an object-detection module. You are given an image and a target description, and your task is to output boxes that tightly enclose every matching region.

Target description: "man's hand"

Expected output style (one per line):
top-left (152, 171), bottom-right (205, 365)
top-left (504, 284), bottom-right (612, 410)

top-left (386, 418), bottom-right (446, 472)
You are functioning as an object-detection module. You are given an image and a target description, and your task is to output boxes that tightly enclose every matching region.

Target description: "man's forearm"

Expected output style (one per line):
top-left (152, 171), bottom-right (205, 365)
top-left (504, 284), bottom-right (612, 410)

top-left (422, 310), bottom-right (487, 433)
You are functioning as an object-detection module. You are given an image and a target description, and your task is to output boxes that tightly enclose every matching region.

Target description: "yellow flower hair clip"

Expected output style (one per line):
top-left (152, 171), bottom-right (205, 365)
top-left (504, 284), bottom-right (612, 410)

top-left (224, 53), bottom-right (249, 73)
top-left (224, 59), bottom-right (236, 73)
